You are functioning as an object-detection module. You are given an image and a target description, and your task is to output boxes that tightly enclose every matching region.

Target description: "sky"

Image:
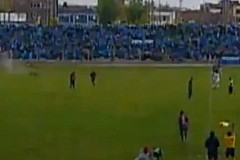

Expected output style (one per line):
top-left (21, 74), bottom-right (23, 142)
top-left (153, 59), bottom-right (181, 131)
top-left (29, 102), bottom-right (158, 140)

top-left (59, 0), bottom-right (219, 9)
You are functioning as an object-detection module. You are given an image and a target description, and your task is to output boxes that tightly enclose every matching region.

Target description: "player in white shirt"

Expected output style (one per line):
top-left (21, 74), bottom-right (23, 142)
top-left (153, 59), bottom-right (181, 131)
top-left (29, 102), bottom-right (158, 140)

top-left (212, 71), bottom-right (220, 89)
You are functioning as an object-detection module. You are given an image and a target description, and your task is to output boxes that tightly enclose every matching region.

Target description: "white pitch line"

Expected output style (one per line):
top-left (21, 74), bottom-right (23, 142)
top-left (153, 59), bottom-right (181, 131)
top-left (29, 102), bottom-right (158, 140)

top-left (208, 65), bottom-right (213, 131)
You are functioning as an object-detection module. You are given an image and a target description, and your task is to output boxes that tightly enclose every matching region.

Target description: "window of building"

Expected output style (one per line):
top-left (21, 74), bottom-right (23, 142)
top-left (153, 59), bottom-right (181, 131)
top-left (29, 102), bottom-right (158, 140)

top-left (75, 14), bottom-right (87, 24)
top-left (39, 3), bottom-right (43, 8)
top-left (162, 16), bottom-right (167, 21)
top-left (70, 15), bottom-right (74, 23)
top-left (89, 15), bottom-right (97, 22)
top-left (42, 4), bottom-right (47, 9)
top-left (59, 15), bottom-right (70, 23)
top-left (237, 17), bottom-right (240, 22)
top-left (31, 12), bottom-right (37, 19)
top-left (236, 9), bottom-right (240, 14)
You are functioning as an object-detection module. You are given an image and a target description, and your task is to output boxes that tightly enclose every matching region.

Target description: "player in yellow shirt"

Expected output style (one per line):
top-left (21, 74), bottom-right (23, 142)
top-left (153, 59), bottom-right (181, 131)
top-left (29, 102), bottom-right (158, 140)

top-left (225, 131), bottom-right (236, 160)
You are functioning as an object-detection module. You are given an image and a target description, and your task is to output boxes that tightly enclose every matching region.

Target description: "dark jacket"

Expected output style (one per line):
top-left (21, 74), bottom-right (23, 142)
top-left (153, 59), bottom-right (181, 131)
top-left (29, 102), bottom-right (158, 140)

top-left (205, 135), bottom-right (220, 153)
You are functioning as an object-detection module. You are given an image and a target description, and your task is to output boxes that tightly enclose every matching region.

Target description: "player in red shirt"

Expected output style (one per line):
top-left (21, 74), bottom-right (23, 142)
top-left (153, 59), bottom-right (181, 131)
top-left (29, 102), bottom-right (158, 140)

top-left (178, 110), bottom-right (189, 142)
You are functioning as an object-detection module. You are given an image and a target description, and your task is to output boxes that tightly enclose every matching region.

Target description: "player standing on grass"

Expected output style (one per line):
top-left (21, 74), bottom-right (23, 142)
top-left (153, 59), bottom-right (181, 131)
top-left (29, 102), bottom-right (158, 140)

top-left (90, 71), bottom-right (96, 86)
top-left (228, 77), bottom-right (234, 95)
top-left (188, 77), bottom-right (193, 99)
top-left (178, 110), bottom-right (189, 142)
top-left (70, 71), bottom-right (76, 89)
top-left (205, 131), bottom-right (220, 160)
top-left (212, 70), bottom-right (220, 89)
top-left (224, 131), bottom-right (236, 160)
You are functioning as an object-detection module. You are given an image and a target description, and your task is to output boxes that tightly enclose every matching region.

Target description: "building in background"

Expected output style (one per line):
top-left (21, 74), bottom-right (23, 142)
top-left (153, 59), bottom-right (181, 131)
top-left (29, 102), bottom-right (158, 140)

top-left (2, 0), bottom-right (240, 25)
top-left (0, 0), bottom-right (27, 23)
top-left (0, 12), bottom-right (27, 23)
top-left (200, 0), bottom-right (240, 24)
top-left (0, 0), bottom-right (58, 25)
top-left (177, 10), bottom-right (222, 24)
top-left (150, 9), bottom-right (176, 25)
top-left (217, 0), bottom-right (239, 23)
top-left (200, 3), bottom-right (222, 14)
top-left (58, 5), bottom-right (97, 26)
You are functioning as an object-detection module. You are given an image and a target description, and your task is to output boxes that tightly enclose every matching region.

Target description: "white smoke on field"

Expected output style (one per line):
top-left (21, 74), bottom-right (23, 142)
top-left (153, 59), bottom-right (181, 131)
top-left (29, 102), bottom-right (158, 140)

top-left (0, 51), bottom-right (28, 74)
top-left (0, 51), bottom-right (13, 72)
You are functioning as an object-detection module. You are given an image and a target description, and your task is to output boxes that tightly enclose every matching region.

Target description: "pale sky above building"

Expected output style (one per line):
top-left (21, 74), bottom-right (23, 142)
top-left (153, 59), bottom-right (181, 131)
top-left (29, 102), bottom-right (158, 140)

top-left (59, 0), bottom-right (219, 9)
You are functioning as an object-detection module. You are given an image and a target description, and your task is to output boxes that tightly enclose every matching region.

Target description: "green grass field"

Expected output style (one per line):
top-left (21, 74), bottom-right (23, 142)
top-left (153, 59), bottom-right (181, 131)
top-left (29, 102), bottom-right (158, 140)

top-left (0, 63), bottom-right (239, 160)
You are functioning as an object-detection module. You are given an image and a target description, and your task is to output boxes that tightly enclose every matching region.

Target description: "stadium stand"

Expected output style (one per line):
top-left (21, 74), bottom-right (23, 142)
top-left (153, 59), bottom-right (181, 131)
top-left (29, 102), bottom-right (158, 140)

top-left (0, 24), bottom-right (239, 63)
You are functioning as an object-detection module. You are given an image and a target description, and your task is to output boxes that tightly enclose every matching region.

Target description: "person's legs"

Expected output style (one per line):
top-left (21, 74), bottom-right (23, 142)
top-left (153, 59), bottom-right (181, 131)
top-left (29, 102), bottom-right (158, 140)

top-left (214, 152), bottom-right (218, 160)
top-left (92, 79), bottom-right (95, 86)
top-left (229, 86), bottom-right (233, 95)
top-left (208, 152), bottom-right (218, 160)
top-left (226, 148), bottom-right (230, 160)
top-left (180, 128), bottom-right (184, 142)
top-left (73, 81), bottom-right (75, 89)
top-left (230, 148), bottom-right (235, 160)
top-left (70, 80), bottom-right (75, 89)
top-left (208, 153), bottom-right (213, 160)
top-left (184, 129), bottom-right (188, 141)
top-left (212, 80), bottom-right (216, 89)
top-left (188, 90), bottom-right (192, 99)
top-left (216, 80), bottom-right (220, 88)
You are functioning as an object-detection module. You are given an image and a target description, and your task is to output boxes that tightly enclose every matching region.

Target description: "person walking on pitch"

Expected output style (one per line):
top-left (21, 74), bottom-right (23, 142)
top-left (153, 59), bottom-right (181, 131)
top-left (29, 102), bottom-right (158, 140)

top-left (70, 71), bottom-right (76, 89)
top-left (224, 123), bottom-right (236, 160)
top-left (205, 131), bottom-right (220, 160)
top-left (228, 77), bottom-right (234, 95)
top-left (90, 71), bottom-right (96, 86)
top-left (178, 110), bottom-right (189, 142)
top-left (188, 77), bottom-right (193, 99)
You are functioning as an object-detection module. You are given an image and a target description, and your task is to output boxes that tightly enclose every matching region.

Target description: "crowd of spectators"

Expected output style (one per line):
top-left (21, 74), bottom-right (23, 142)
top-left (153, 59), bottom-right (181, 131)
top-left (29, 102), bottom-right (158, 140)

top-left (0, 24), bottom-right (239, 61)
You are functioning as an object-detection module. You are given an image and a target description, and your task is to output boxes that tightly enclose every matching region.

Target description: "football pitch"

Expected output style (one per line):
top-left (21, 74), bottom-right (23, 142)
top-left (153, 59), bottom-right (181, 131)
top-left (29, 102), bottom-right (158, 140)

top-left (0, 63), bottom-right (239, 160)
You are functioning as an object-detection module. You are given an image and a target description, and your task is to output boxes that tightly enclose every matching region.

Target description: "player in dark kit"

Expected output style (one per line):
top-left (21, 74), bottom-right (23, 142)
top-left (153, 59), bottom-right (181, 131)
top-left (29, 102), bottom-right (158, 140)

top-left (205, 131), bottom-right (220, 160)
top-left (178, 110), bottom-right (189, 142)
top-left (90, 71), bottom-right (96, 86)
top-left (188, 77), bottom-right (193, 99)
top-left (70, 71), bottom-right (76, 89)
top-left (228, 77), bottom-right (234, 95)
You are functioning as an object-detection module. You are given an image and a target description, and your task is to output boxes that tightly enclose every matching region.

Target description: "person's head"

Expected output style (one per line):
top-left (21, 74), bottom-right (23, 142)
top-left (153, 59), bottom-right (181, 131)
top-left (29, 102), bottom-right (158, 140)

top-left (229, 77), bottom-right (232, 81)
top-left (190, 77), bottom-right (193, 81)
top-left (210, 131), bottom-right (215, 138)
top-left (227, 131), bottom-right (232, 136)
top-left (180, 110), bottom-right (184, 116)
